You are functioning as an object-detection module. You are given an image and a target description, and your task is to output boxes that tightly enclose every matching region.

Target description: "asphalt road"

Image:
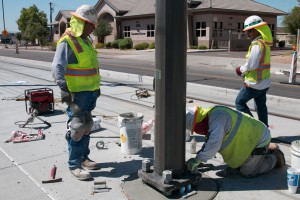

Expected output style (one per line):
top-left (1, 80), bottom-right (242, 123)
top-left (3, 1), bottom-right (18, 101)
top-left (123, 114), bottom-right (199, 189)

top-left (0, 47), bottom-right (299, 99)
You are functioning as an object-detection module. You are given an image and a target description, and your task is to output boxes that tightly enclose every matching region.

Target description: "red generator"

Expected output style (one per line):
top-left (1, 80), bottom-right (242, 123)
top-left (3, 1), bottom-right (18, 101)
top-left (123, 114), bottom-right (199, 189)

top-left (24, 88), bottom-right (54, 115)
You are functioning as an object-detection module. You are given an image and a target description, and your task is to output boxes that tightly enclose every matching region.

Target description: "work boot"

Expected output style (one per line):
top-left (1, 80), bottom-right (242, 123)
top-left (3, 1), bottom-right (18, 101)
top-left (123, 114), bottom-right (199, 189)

top-left (82, 157), bottom-right (100, 170)
top-left (70, 168), bottom-right (92, 181)
top-left (273, 149), bottom-right (285, 168)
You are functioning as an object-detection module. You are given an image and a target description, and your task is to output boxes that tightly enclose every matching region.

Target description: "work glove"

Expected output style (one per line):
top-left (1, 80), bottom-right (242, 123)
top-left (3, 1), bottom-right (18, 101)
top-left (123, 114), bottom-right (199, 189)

top-left (236, 67), bottom-right (242, 76)
top-left (60, 87), bottom-right (71, 104)
top-left (186, 157), bottom-right (201, 172)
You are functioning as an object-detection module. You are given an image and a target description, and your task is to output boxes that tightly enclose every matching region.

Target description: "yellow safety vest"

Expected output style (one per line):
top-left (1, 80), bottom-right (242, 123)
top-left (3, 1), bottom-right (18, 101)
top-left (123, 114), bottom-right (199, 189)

top-left (57, 30), bottom-right (100, 92)
top-left (244, 38), bottom-right (271, 84)
top-left (195, 106), bottom-right (265, 168)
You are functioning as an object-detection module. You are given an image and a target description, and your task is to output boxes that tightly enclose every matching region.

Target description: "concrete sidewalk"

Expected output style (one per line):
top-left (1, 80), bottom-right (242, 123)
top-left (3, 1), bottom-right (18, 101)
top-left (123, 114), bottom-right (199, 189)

top-left (0, 56), bottom-right (299, 200)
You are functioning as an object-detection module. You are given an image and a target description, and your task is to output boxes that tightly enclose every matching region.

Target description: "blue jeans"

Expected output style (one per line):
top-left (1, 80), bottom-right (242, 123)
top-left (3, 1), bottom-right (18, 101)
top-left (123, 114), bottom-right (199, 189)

top-left (66, 106), bottom-right (73, 120)
top-left (235, 86), bottom-right (269, 127)
top-left (67, 135), bottom-right (91, 169)
top-left (66, 90), bottom-right (99, 169)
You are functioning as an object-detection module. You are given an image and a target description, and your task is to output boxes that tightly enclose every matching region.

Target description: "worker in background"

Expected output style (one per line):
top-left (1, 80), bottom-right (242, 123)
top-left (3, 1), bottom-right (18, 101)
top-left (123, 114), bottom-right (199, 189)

top-left (235, 15), bottom-right (273, 127)
top-left (52, 5), bottom-right (100, 181)
top-left (185, 105), bottom-right (285, 177)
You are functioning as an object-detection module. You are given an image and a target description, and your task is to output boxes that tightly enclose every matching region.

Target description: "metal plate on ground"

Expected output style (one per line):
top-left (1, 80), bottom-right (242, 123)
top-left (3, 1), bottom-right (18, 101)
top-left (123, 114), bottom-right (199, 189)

top-left (122, 173), bottom-right (218, 200)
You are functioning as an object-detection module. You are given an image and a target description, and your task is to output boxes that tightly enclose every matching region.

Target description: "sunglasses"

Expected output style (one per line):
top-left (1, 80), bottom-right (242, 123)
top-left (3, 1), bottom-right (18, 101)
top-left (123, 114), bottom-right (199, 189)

top-left (247, 29), bottom-right (253, 33)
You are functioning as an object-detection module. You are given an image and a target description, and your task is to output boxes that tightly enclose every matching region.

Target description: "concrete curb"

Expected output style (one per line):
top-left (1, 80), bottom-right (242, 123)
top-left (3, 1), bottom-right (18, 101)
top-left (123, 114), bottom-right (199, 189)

top-left (100, 69), bottom-right (300, 120)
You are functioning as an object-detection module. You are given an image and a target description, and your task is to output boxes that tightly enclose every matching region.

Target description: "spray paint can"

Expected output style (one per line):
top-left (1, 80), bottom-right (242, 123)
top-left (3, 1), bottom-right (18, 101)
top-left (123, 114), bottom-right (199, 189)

top-left (190, 138), bottom-right (197, 154)
top-left (50, 165), bottom-right (57, 179)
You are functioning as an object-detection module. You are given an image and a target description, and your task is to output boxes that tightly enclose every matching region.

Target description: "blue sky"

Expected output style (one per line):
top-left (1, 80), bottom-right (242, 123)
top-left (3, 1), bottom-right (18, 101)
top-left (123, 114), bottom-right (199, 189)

top-left (1, 0), bottom-right (299, 32)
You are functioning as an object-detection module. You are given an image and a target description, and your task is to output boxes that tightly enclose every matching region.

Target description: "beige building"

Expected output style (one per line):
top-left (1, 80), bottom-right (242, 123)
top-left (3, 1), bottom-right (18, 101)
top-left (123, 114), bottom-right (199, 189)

top-left (52, 0), bottom-right (286, 50)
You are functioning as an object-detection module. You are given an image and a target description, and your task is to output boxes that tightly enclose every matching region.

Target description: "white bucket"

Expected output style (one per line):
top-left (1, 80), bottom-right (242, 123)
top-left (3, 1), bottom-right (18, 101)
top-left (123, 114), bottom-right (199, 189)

top-left (91, 116), bottom-right (101, 132)
top-left (118, 112), bottom-right (143, 155)
top-left (291, 140), bottom-right (300, 169)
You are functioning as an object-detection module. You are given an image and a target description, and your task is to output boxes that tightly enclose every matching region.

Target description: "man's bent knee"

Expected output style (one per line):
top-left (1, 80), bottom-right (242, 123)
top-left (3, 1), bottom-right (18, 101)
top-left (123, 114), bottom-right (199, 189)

top-left (70, 118), bottom-right (85, 141)
top-left (84, 120), bottom-right (94, 135)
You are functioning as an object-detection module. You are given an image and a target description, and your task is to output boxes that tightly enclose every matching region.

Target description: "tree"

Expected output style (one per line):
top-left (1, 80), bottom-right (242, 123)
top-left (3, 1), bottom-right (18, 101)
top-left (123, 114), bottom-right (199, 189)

top-left (93, 20), bottom-right (113, 43)
top-left (282, 6), bottom-right (300, 35)
top-left (15, 32), bottom-right (22, 43)
top-left (16, 4), bottom-right (49, 45)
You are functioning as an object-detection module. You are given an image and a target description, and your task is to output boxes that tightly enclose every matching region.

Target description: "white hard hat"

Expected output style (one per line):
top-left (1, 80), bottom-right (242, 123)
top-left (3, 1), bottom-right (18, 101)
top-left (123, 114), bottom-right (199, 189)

top-left (243, 15), bottom-right (267, 31)
top-left (71, 5), bottom-right (97, 26)
top-left (186, 106), bottom-right (198, 133)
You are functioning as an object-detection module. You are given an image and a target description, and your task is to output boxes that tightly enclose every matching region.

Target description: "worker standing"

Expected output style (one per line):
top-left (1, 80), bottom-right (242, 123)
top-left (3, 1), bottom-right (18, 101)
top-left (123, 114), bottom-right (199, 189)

top-left (52, 5), bottom-right (100, 181)
top-left (185, 105), bottom-right (285, 177)
top-left (235, 15), bottom-right (273, 127)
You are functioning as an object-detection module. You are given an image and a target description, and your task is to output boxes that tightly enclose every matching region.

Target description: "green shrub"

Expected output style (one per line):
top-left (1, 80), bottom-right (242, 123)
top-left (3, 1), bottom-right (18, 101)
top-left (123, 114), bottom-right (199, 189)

top-left (134, 43), bottom-right (149, 50)
top-left (190, 45), bottom-right (198, 49)
top-left (149, 42), bottom-right (155, 49)
top-left (278, 40), bottom-right (285, 48)
top-left (111, 39), bottom-right (122, 49)
top-left (119, 38), bottom-right (133, 49)
top-left (198, 45), bottom-right (207, 50)
top-left (95, 43), bottom-right (104, 49)
top-left (105, 42), bottom-right (111, 48)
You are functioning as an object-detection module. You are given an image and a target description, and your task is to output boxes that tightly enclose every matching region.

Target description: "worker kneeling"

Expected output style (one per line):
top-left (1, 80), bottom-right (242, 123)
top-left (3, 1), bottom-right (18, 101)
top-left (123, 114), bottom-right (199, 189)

top-left (186, 105), bottom-right (285, 177)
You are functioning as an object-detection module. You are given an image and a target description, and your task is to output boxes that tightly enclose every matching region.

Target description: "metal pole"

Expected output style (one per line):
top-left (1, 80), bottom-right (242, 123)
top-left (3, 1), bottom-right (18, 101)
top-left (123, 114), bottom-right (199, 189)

top-left (154, 0), bottom-right (187, 178)
top-left (2, 0), bottom-right (7, 48)
top-left (49, 2), bottom-right (53, 42)
top-left (297, 29), bottom-right (300, 62)
top-left (2, 0), bottom-right (5, 30)
top-left (228, 30), bottom-right (231, 52)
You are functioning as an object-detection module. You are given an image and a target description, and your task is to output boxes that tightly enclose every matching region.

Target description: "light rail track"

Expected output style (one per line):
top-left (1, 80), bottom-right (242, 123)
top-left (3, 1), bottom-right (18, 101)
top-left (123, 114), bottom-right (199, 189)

top-left (0, 60), bottom-right (296, 148)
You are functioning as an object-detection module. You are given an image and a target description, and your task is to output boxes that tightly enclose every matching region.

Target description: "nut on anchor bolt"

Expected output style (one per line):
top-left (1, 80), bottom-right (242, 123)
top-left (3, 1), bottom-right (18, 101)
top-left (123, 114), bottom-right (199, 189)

top-left (142, 159), bottom-right (151, 172)
top-left (162, 170), bottom-right (172, 184)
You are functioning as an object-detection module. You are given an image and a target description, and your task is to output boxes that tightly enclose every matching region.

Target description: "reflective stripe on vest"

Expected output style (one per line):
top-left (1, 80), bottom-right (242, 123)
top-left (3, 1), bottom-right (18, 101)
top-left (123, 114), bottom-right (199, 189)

top-left (65, 68), bottom-right (98, 76)
top-left (256, 40), bottom-right (270, 81)
top-left (244, 39), bottom-right (270, 83)
top-left (57, 30), bottom-right (100, 92)
top-left (64, 31), bottom-right (83, 53)
top-left (206, 106), bottom-right (265, 168)
top-left (219, 110), bottom-right (242, 152)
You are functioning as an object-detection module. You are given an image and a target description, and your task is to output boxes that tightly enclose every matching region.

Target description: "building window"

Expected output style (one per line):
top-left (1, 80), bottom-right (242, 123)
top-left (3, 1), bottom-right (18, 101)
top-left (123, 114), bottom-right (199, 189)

top-left (269, 24), bottom-right (275, 36)
top-left (213, 22), bottom-right (223, 38)
top-left (147, 24), bottom-right (155, 37)
top-left (237, 22), bottom-right (244, 32)
top-left (196, 22), bottom-right (206, 37)
top-left (124, 26), bottom-right (130, 37)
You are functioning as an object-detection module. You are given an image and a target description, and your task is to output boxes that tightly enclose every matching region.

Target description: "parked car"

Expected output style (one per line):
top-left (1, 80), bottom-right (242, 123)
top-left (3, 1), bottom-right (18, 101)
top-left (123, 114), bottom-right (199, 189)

top-left (1, 37), bottom-right (12, 44)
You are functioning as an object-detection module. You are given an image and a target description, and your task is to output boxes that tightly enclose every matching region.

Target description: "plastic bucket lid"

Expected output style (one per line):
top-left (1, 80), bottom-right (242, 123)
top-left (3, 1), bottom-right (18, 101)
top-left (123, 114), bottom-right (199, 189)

top-left (118, 112), bottom-right (143, 122)
top-left (291, 140), bottom-right (300, 152)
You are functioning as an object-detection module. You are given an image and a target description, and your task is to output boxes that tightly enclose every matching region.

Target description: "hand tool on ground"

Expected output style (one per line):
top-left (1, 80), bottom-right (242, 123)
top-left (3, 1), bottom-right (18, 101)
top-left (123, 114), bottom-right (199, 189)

top-left (5, 129), bottom-right (45, 143)
top-left (42, 165), bottom-right (62, 183)
top-left (91, 180), bottom-right (110, 194)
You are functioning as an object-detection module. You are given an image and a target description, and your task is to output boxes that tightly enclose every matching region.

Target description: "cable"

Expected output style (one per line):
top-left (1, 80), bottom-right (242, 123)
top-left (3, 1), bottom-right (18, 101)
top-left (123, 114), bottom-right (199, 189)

top-left (130, 89), bottom-right (150, 100)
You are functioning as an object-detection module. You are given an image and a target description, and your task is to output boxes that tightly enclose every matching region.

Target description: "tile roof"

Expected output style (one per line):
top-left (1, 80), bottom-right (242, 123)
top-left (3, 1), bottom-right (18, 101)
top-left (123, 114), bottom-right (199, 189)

top-left (55, 10), bottom-right (74, 21)
top-left (192, 0), bottom-right (286, 14)
top-left (106, 0), bottom-right (286, 17)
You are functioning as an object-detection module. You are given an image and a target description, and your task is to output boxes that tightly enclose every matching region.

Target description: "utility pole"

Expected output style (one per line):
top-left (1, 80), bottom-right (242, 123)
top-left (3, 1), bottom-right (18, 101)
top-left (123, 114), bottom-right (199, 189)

top-left (1, 0), bottom-right (8, 48)
top-left (49, 2), bottom-right (54, 42)
top-left (138, 0), bottom-right (201, 196)
top-left (1, 0), bottom-right (5, 31)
